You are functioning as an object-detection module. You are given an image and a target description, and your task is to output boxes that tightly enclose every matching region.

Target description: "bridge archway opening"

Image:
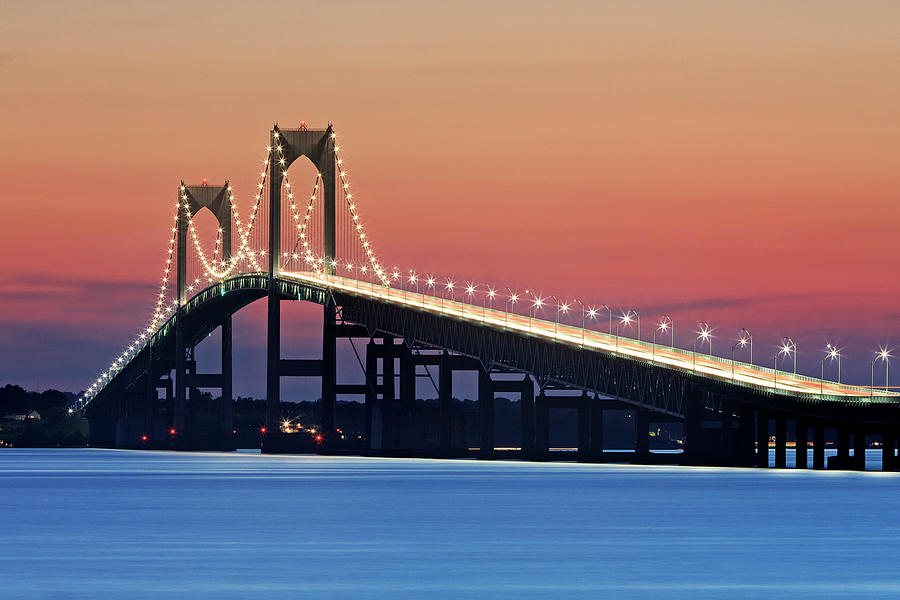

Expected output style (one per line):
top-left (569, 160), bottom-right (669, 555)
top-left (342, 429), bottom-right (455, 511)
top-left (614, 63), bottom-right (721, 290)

top-left (279, 159), bottom-right (323, 272)
top-left (493, 391), bottom-right (523, 450)
top-left (545, 390), bottom-right (581, 453)
top-left (186, 208), bottom-right (224, 284)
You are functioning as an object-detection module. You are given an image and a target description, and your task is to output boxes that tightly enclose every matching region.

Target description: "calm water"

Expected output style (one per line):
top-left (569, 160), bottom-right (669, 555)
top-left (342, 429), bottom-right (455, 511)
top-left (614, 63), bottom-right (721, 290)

top-left (1, 449), bottom-right (899, 598)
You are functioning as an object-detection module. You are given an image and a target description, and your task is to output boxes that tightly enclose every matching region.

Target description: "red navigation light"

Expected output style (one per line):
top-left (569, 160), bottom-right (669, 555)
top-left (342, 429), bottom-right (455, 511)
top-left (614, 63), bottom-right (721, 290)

top-left (169, 428), bottom-right (176, 436)
top-left (232, 429), bottom-right (236, 435)
top-left (201, 177), bottom-right (207, 184)
top-left (141, 435), bottom-right (148, 442)
top-left (260, 427), bottom-right (267, 435)
top-left (299, 120), bottom-right (306, 128)
top-left (315, 434), bottom-right (323, 444)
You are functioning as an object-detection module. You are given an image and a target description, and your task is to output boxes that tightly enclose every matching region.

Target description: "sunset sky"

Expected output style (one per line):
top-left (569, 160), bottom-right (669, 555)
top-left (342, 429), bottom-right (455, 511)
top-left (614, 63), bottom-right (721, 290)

top-left (2, 1), bottom-right (899, 395)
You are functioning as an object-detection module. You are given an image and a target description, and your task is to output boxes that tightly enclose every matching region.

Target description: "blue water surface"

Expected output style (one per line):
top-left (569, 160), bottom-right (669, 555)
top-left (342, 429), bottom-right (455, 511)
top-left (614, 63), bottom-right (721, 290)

top-left (1, 448), bottom-right (898, 598)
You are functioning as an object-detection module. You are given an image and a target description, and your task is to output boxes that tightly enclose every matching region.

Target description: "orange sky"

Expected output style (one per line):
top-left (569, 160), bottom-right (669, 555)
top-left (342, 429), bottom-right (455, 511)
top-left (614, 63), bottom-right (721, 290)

top-left (2, 1), bottom-right (899, 392)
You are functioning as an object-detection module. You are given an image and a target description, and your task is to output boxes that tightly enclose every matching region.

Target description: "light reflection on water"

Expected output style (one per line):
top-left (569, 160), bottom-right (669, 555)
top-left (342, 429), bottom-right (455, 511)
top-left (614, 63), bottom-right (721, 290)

top-left (1, 448), bottom-right (898, 599)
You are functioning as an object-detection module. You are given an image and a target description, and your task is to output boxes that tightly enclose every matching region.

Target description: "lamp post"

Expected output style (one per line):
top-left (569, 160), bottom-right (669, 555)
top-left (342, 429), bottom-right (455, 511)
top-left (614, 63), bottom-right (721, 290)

top-left (821, 344), bottom-right (840, 395)
top-left (732, 330), bottom-right (751, 379)
top-left (550, 296), bottom-right (569, 338)
top-left (693, 323), bottom-right (711, 370)
top-left (783, 337), bottom-right (797, 374)
top-left (654, 315), bottom-right (673, 362)
top-left (599, 304), bottom-right (612, 338)
top-left (483, 287), bottom-right (496, 322)
top-left (774, 339), bottom-right (794, 390)
top-left (773, 352), bottom-right (778, 390)
top-left (407, 271), bottom-right (418, 303)
top-left (442, 278), bottom-right (455, 313)
top-left (872, 349), bottom-right (890, 395)
top-left (586, 305), bottom-right (599, 349)
top-left (572, 298), bottom-right (585, 347)
top-left (464, 282), bottom-right (477, 318)
top-left (529, 292), bottom-right (544, 334)
top-left (741, 328), bottom-right (753, 365)
top-left (504, 288), bottom-right (519, 328)
top-left (616, 310), bottom-right (636, 353)
top-left (425, 275), bottom-right (435, 309)
top-left (349, 262), bottom-right (358, 291)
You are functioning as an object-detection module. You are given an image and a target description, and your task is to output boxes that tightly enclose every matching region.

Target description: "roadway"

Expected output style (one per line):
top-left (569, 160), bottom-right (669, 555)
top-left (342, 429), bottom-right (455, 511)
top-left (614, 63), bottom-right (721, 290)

top-left (282, 270), bottom-right (898, 402)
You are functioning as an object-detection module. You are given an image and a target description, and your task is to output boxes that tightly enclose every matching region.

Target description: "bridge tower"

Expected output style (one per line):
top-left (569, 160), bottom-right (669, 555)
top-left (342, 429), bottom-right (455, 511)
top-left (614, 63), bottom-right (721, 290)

top-left (265, 124), bottom-right (337, 451)
top-left (174, 181), bottom-right (233, 448)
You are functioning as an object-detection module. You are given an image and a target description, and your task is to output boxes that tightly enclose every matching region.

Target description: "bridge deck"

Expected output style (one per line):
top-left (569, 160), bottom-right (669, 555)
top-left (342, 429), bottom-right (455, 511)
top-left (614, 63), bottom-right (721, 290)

top-left (281, 270), bottom-right (898, 402)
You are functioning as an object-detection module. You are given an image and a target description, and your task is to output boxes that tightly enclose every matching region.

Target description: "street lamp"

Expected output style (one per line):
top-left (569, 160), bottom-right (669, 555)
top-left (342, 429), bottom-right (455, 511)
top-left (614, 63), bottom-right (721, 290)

top-left (872, 349), bottom-right (890, 394)
top-left (360, 264), bottom-right (369, 292)
top-left (774, 339), bottom-right (794, 390)
top-left (483, 286), bottom-right (496, 322)
top-left (529, 292), bottom-right (545, 334)
top-left (654, 315), bottom-right (673, 361)
top-left (600, 304), bottom-right (612, 337)
top-left (740, 328), bottom-right (753, 365)
top-left (442, 278), bottom-right (455, 313)
top-left (783, 337), bottom-right (797, 374)
top-left (616, 310), bottom-right (637, 353)
top-left (505, 288), bottom-right (519, 328)
top-left (551, 296), bottom-right (570, 338)
top-left (573, 298), bottom-right (586, 347)
top-left (821, 344), bottom-right (841, 394)
top-left (347, 262), bottom-right (358, 291)
top-left (425, 275), bottom-right (436, 309)
top-left (464, 281), bottom-right (477, 317)
top-left (732, 331), bottom-right (750, 379)
top-left (693, 322), bottom-right (711, 370)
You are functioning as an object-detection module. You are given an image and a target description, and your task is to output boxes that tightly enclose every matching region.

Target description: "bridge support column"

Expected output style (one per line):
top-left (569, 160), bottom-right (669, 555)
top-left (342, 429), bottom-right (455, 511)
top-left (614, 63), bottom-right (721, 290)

top-left (634, 408), bottom-right (650, 462)
top-left (736, 407), bottom-right (755, 466)
top-left (829, 425), bottom-right (851, 470)
top-left (221, 317), bottom-right (233, 446)
top-left (587, 395), bottom-right (604, 461)
top-left (720, 403), bottom-right (734, 466)
top-left (535, 391), bottom-right (549, 461)
top-left (683, 390), bottom-right (703, 465)
top-left (263, 290), bottom-right (281, 453)
top-left (774, 415), bottom-right (787, 468)
top-left (174, 308), bottom-right (186, 441)
top-left (321, 303), bottom-right (337, 450)
top-left (378, 337), bottom-right (398, 451)
top-left (478, 371), bottom-right (494, 459)
top-left (813, 423), bottom-right (826, 469)
top-left (438, 351), bottom-right (452, 457)
top-left (883, 431), bottom-right (896, 472)
top-left (756, 410), bottom-right (769, 468)
top-left (577, 392), bottom-right (591, 461)
top-left (520, 377), bottom-right (535, 460)
top-left (399, 345), bottom-right (416, 451)
top-left (365, 339), bottom-right (378, 451)
top-left (795, 418), bottom-right (808, 469)
top-left (853, 428), bottom-right (866, 471)
top-left (143, 353), bottom-right (155, 443)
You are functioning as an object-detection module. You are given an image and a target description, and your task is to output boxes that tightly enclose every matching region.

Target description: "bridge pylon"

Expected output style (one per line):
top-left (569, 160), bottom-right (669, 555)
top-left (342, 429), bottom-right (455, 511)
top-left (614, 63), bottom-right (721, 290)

top-left (264, 125), bottom-right (337, 452)
top-left (172, 181), bottom-right (234, 450)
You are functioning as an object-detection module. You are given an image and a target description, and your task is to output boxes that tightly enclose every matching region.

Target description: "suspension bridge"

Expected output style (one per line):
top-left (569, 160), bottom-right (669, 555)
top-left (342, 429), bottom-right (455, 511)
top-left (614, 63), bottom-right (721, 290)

top-left (78, 123), bottom-right (900, 470)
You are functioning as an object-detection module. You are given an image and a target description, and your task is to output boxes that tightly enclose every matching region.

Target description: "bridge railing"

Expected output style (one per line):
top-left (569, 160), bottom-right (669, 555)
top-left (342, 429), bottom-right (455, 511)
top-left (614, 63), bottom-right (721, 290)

top-left (299, 270), bottom-right (897, 404)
